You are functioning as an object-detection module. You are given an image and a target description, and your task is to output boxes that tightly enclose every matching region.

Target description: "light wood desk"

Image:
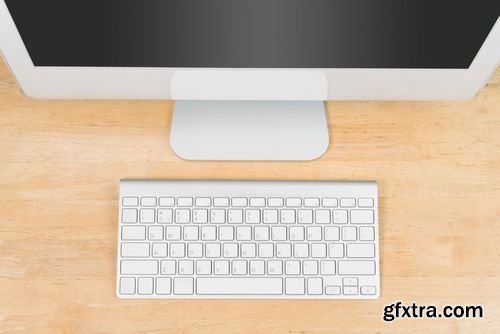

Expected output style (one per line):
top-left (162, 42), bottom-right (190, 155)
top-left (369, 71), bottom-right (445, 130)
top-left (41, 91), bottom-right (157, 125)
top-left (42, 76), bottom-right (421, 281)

top-left (0, 58), bottom-right (499, 333)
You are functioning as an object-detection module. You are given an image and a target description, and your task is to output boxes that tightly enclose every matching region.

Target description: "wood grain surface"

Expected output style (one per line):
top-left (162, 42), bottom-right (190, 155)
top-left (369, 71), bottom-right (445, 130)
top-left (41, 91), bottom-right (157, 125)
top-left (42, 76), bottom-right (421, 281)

top-left (0, 58), bottom-right (499, 333)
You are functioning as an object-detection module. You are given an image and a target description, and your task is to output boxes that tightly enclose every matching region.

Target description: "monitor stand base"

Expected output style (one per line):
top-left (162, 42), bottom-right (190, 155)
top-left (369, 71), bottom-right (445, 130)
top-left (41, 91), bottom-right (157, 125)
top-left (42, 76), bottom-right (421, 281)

top-left (170, 101), bottom-right (329, 161)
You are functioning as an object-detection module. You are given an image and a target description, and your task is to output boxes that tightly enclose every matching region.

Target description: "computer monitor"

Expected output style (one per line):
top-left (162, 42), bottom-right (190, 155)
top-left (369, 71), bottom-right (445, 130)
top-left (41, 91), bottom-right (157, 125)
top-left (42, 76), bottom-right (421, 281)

top-left (1, 1), bottom-right (499, 160)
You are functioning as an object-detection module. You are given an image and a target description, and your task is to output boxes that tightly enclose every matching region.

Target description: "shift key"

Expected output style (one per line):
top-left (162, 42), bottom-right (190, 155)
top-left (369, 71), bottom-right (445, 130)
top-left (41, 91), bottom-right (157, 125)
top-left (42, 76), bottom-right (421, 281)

top-left (120, 260), bottom-right (158, 275)
top-left (338, 260), bottom-right (375, 275)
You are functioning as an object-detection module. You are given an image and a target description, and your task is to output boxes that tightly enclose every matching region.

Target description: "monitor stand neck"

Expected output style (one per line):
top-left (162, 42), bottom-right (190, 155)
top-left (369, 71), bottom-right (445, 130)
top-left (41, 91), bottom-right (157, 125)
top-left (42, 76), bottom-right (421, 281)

top-left (170, 101), bottom-right (329, 161)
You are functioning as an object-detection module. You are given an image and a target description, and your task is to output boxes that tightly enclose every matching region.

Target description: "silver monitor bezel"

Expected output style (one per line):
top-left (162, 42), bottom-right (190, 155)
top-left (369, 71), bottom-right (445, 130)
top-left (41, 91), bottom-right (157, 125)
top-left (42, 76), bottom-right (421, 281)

top-left (1, 1), bottom-right (498, 101)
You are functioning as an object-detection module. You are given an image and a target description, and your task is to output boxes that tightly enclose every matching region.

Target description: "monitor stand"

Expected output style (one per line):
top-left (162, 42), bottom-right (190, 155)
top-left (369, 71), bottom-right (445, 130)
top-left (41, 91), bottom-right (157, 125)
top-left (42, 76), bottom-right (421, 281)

top-left (170, 101), bottom-right (329, 161)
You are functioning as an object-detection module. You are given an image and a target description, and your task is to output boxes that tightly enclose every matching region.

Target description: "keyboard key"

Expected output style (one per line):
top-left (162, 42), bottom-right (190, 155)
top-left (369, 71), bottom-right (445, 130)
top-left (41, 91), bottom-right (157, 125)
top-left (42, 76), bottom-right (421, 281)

top-left (340, 198), bottom-right (356, 207)
top-left (294, 244), bottom-right (309, 258)
top-left (122, 197), bottom-right (138, 207)
top-left (333, 210), bottom-right (348, 224)
top-left (175, 209), bottom-right (190, 224)
top-left (286, 198), bottom-right (301, 207)
top-left (121, 260), bottom-right (158, 275)
top-left (232, 198), bottom-right (247, 207)
top-left (268, 198), bottom-right (284, 207)
top-left (201, 226), bottom-right (217, 241)
top-left (289, 226), bottom-right (305, 241)
top-left (338, 260), bottom-right (376, 275)
top-left (206, 243), bottom-right (221, 258)
top-left (195, 197), bottom-right (211, 207)
top-left (271, 226), bottom-right (287, 241)
top-left (223, 243), bottom-right (239, 258)
top-left (141, 197), bottom-right (156, 207)
top-left (245, 209), bottom-right (260, 224)
top-left (157, 209), bottom-right (173, 223)
top-left (324, 226), bottom-right (340, 241)
top-left (267, 260), bottom-right (283, 275)
top-left (196, 260), bottom-right (212, 275)
top-left (347, 244), bottom-right (375, 258)
top-left (122, 226), bottom-right (146, 240)
top-left (138, 277), bottom-right (154, 295)
top-left (303, 260), bottom-right (318, 275)
top-left (187, 243), bottom-right (203, 258)
top-left (358, 198), bottom-right (374, 208)
top-left (320, 260), bottom-right (336, 275)
top-left (298, 210), bottom-right (313, 224)
top-left (360, 286), bottom-right (377, 295)
top-left (121, 243), bottom-right (149, 258)
top-left (169, 243), bottom-right (186, 258)
top-left (152, 243), bottom-right (168, 258)
top-left (140, 209), bottom-right (155, 223)
top-left (148, 226), bottom-right (163, 241)
top-left (250, 198), bottom-right (266, 207)
top-left (258, 243), bottom-right (274, 258)
top-left (263, 209), bottom-right (278, 224)
top-left (342, 226), bottom-right (357, 241)
top-left (210, 210), bottom-right (225, 224)
top-left (215, 260), bottom-right (230, 275)
top-left (156, 277), bottom-right (171, 295)
top-left (304, 198), bottom-right (320, 207)
top-left (254, 226), bottom-right (269, 241)
top-left (329, 243), bottom-right (344, 258)
top-left (193, 209), bottom-right (208, 224)
top-left (307, 226), bottom-right (322, 241)
top-left (183, 226), bottom-right (199, 240)
top-left (236, 226), bottom-right (252, 241)
top-left (122, 209), bottom-right (138, 223)
top-left (219, 226), bottom-right (234, 241)
top-left (350, 210), bottom-right (374, 224)
top-left (285, 278), bottom-right (305, 295)
top-left (281, 210), bottom-right (296, 224)
top-left (307, 277), bottom-right (323, 295)
top-left (276, 243), bottom-right (292, 258)
top-left (228, 210), bottom-right (244, 224)
top-left (315, 210), bottom-right (331, 224)
top-left (213, 197), bottom-right (229, 207)
top-left (232, 260), bottom-right (247, 275)
top-left (159, 197), bottom-right (175, 207)
top-left (322, 198), bottom-right (338, 208)
top-left (325, 285), bottom-right (341, 295)
top-left (311, 243), bottom-right (327, 258)
top-left (177, 197), bottom-right (193, 207)
top-left (359, 226), bottom-right (375, 241)
top-left (249, 260), bottom-right (265, 275)
top-left (241, 243), bottom-right (256, 258)
top-left (285, 260), bottom-right (300, 275)
top-left (119, 277), bottom-right (136, 295)
top-left (173, 277), bottom-right (194, 295)
top-left (160, 260), bottom-right (176, 275)
top-left (197, 278), bottom-right (282, 295)
top-left (343, 286), bottom-right (358, 295)
top-left (178, 260), bottom-right (194, 275)
top-left (165, 226), bottom-right (181, 240)
top-left (343, 277), bottom-right (358, 286)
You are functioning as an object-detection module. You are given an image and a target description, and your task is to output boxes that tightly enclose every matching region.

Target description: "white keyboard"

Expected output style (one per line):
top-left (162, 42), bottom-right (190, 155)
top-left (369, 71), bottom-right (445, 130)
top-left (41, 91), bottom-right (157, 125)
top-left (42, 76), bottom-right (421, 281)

top-left (117, 180), bottom-right (379, 299)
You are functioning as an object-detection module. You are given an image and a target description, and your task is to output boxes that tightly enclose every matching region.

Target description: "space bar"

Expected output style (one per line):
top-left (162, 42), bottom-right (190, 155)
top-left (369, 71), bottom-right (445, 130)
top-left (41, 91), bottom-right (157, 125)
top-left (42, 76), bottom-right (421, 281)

top-left (197, 278), bottom-right (283, 295)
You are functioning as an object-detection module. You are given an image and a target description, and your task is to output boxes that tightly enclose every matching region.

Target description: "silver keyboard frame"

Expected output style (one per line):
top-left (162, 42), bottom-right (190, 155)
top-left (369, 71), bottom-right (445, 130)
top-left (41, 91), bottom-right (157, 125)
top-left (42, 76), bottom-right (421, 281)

top-left (117, 180), bottom-right (380, 299)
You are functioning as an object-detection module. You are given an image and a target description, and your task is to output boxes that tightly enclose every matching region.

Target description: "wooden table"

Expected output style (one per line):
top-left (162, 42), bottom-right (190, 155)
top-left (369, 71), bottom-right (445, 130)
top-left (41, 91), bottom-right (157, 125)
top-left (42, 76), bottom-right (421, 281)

top-left (1, 58), bottom-right (499, 333)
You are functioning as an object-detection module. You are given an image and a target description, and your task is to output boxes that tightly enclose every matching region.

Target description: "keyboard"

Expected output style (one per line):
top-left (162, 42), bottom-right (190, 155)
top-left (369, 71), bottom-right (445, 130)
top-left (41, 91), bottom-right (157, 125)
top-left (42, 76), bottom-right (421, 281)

top-left (117, 180), bottom-right (379, 299)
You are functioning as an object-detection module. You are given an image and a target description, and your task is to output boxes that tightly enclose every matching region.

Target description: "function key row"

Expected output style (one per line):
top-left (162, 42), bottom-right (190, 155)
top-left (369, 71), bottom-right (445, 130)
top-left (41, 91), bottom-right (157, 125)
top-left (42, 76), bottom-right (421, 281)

top-left (122, 197), bottom-right (374, 208)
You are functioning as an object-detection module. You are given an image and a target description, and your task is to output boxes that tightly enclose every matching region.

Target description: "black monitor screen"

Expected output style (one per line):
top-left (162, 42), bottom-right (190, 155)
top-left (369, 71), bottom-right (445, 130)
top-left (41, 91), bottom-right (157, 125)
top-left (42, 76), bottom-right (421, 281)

top-left (5, 0), bottom-right (500, 69)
